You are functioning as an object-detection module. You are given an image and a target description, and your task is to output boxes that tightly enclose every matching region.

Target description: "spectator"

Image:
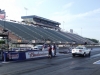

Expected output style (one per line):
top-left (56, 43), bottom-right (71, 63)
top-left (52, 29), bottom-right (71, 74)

top-left (53, 44), bottom-right (56, 56)
top-left (48, 44), bottom-right (52, 58)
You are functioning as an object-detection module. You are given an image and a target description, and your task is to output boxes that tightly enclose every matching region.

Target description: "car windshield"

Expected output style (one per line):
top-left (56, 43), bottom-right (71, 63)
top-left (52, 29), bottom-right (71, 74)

top-left (38, 46), bottom-right (42, 48)
top-left (34, 45), bottom-right (43, 48)
top-left (75, 46), bottom-right (84, 49)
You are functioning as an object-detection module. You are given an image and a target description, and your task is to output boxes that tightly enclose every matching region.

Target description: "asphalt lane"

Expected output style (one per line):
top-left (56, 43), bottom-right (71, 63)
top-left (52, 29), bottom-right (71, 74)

top-left (0, 48), bottom-right (100, 75)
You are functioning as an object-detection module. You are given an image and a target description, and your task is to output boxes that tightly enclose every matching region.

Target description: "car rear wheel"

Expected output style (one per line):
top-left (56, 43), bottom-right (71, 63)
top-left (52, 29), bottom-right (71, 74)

top-left (83, 53), bottom-right (86, 57)
top-left (72, 54), bottom-right (75, 57)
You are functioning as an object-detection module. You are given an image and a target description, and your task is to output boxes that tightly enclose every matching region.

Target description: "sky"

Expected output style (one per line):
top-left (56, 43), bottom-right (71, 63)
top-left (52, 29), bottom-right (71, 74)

top-left (0, 0), bottom-right (100, 41)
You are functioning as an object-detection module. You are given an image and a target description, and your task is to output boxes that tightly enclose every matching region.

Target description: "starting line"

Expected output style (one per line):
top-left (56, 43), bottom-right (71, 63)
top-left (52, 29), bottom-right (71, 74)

top-left (93, 60), bottom-right (100, 64)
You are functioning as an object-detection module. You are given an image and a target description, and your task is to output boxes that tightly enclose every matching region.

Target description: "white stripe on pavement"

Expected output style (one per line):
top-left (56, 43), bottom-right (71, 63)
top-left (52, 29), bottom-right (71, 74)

top-left (93, 60), bottom-right (100, 64)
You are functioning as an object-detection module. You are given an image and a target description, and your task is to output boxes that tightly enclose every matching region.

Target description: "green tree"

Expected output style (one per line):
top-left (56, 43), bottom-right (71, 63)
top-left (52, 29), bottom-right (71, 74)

top-left (0, 40), bottom-right (5, 44)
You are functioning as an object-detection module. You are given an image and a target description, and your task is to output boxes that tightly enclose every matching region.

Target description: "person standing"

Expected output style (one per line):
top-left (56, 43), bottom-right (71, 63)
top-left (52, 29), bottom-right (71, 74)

top-left (53, 44), bottom-right (56, 56)
top-left (48, 44), bottom-right (52, 58)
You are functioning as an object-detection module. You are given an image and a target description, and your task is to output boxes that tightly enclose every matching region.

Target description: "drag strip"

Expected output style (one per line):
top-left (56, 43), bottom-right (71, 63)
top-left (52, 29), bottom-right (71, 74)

top-left (1, 48), bottom-right (100, 75)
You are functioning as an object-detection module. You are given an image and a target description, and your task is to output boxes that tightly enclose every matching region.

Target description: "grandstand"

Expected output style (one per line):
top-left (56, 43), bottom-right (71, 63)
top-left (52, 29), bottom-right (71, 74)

top-left (0, 10), bottom-right (95, 45)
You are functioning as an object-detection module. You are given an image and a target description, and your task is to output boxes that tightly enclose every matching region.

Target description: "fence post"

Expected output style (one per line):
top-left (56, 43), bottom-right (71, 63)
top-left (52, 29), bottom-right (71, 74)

top-left (2, 51), bottom-right (9, 63)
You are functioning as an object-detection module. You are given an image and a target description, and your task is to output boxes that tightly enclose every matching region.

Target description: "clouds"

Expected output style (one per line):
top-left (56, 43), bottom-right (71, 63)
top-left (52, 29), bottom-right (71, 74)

top-left (62, 2), bottom-right (74, 9)
top-left (76, 8), bottom-right (100, 18)
top-left (50, 3), bottom-right (100, 40)
top-left (35, 0), bottom-right (45, 7)
top-left (31, 0), bottom-right (45, 13)
top-left (50, 7), bottom-right (100, 24)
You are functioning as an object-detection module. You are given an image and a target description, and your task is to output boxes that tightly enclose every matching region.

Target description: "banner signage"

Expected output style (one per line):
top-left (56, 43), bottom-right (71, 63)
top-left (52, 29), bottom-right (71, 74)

top-left (26, 51), bottom-right (48, 59)
top-left (8, 53), bottom-right (19, 59)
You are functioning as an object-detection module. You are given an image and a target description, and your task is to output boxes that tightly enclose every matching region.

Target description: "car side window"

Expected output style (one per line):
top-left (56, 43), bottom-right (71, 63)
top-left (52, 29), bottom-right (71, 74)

top-left (84, 48), bottom-right (87, 50)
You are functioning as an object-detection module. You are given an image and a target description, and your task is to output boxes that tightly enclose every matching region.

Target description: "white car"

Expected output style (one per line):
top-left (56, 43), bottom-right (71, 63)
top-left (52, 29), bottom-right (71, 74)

top-left (33, 45), bottom-right (48, 51)
top-left (72, 46), bottom-right (91, 57)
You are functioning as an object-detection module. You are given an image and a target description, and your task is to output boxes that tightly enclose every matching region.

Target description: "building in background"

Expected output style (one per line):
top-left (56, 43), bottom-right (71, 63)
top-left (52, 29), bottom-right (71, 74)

top-left (21, 15), bottom-right (61, 30)
top-left (70, 29), bottom-right (73, 33)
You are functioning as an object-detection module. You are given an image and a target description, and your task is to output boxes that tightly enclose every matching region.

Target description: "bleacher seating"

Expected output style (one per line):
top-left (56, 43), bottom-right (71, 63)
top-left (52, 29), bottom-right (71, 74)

top-left (59, 31), bottom-right (95, 44)
top-left (0, 20), bottom-right (36, 40)
top-left (0, 20), bottom-right (95, 44)
top-left (46, 29), bottom-right (73, 42)
top-left (59, 31), bottom-right (83, 44)
top-left (25, 26), bottom-right (58, 42)
top-left (0, 20), bottom-right (73, 43)
top-left (74, 34), bottom-right (95, 44)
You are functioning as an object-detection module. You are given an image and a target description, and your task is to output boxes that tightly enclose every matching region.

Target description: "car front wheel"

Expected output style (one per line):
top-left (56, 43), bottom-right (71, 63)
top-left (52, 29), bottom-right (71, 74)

top-left (88, 52), bottom-right (91, 56)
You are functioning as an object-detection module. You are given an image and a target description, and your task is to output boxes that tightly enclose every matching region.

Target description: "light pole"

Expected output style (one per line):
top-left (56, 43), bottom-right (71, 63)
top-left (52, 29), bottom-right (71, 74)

top-left (3, 15), bottom-right (9, 49)
top-left (24, 7), bottom-right (28, 16)
top-left (63, 21), bottom-right (65, 30)
top-left (3, 16), bottom-right (8, 31)
top-left (81, 28), bottom-right (82, 36)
